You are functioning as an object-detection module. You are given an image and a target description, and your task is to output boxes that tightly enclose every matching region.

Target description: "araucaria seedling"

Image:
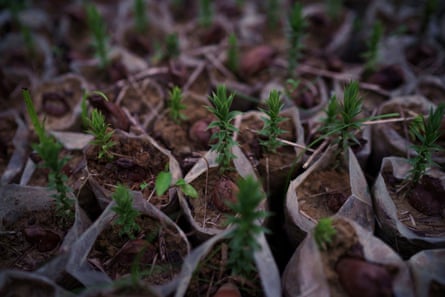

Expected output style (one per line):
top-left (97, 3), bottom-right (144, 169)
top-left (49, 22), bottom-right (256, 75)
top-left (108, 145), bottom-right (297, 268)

top-left (112, 184), bottom-right (141, 239)
top-left (362, 21), bottom-right (383, 76)
top-left (85, 96), bottom-right (115, 159)
top-left (134, 0), bottom-right (148, 34)
top-left (287, 2), bottom-right (307, 77)
top-left (226, 176), bottom-right (270, 277)
top-left (23, 89), bottom-right (74, 220)
top-left (314, 217), bottom-right (336, 251)
top-left (227, 33), bottom-right (238, 73)
top-left (406, 104), bottom-right (445, 186)
top-left (325, 0), bottom-right (343, 21)
top-left (199, 0), bottom-right (212, 27)
top-left (86, 3), bottom-right (110, 69)
top-left (259, 90), bottom-right (288, 153)
top-left (167, 86), bottom-right (187, 124)
top-left (207, 85), bottom-right (240, 173)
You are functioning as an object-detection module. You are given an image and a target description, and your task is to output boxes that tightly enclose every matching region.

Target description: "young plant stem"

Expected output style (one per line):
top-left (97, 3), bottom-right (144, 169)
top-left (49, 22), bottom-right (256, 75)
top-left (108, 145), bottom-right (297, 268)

top-left (207, 85), bottom-right (240, 173)
top-left (226, 176), bottom-right (270, 277)
top-left (23, 89), bottom-right (73, 220)
top-left (259, 90), bottom-right (288, 153)
top-left (86, 3), bottom-right (109, 69)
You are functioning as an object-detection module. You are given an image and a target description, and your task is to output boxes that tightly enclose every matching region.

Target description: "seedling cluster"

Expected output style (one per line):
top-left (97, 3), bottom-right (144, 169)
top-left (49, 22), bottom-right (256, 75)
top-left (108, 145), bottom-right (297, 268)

top-left (112, 184), bottom-right (141, 239)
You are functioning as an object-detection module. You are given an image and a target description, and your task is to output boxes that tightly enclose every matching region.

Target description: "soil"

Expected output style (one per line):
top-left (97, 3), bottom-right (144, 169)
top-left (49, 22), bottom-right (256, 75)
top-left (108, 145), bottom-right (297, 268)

top-left (0, 115), bottom-right (18, 177)
top-left (364, 64), bottom-right (405, 91)
top-left (89, 215), bottom-right (187, 285)
top-left (0, 206), bottom-right (73, 271)
top-left (188, 167), bottom-right (240, 230)
top-left (320, 218), bottom-right (396, 297)
top-left (296, 164), bottom-right (351, 220)
top-left (85, 132), bottom-right (170, 208)
top-left (185, 241), bottom-right (263, 297)
top-left (405, 43), bottom-right (444, 75)
top-left (382, 171), bottom-right (445, 237)
top-left (288, 79), bottom-right (322, 110)
top-left (305, 10), bottom-right (347, 52)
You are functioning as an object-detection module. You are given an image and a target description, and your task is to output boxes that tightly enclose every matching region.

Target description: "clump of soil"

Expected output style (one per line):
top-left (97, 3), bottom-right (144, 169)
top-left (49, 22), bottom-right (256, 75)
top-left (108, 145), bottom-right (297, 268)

top-left (320, 218), bottom-right (396, 297)
top-left (0, 207), bottom-right (73, 271)
top-left (186, 242), bottom-right (263, 297)
top-left (297, 165), bottom-right (351, 220)
top-left (188, 168), bottom-right (240, 230)
top-left (89, 215), bottom-right (187, 285)
top-left (382, 170), bottom-right (445, 237)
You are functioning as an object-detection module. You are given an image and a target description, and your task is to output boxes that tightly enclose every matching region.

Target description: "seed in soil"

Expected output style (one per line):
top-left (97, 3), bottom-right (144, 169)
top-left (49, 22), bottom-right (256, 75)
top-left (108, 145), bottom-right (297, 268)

top-left (211, 177), bottom-right (239, 213)
top-left (24, 225), bottom-right (61, 252)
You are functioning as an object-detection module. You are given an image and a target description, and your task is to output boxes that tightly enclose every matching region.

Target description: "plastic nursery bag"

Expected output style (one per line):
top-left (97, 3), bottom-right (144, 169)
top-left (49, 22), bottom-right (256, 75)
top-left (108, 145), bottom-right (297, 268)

top-left (408, 249), bottom-right (445, 297)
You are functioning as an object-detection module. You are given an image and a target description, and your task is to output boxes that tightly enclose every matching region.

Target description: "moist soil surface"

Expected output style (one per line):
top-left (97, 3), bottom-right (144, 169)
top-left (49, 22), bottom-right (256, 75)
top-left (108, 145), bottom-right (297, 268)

top-left (296, 164), bottom-right (351, 220)
top-left (89, 215), bottom-right (187, 285)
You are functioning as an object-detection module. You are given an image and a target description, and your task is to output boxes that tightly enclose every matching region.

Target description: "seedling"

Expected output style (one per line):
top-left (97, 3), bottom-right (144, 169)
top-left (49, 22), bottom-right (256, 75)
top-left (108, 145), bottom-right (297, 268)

top-left (287, 2), bottom-right (307, 77)
top-left (84, 92), bottom-right (115, 160)
top-left (226, 175), bottom-right (270, 277)
top-left (315, 81), bottom-right (397, 158)
top-left (314, 217), bottom-right (336, 251)
top-left (362, 21), bottom-right (383, 76)
top-left (325, 0), bottom-right (342, 21)
top-left (155, 170), bottom-right (198, 198)
top-left (407, 104), bottom-right (444, 185)
top-left (5, 0), bottom-right (35, 57)
top-left (207, 85), bottom-right (240, 173)
top-left (167, 86), bottom-right (187, 124)
top-left (165, 32), bottom-right (180, 60)
top-left (23, 89), bottom-right (73, 220)
top-left (227, 32), bottom-right (238, 74)
top-left (198, 0), bottom-right (212, 27)
top-left (134, 0), bottom-right (148, 34)
top-left (112, 184), bottom-right (141, 239)
top-left (267, 0), bottom-right (279, 29)
top-left (85, 3), bottom-right (109, 69)
top-left (419, 0), bottom-right (438, 39)
top-left (259, 90), bottom-right (288, 153)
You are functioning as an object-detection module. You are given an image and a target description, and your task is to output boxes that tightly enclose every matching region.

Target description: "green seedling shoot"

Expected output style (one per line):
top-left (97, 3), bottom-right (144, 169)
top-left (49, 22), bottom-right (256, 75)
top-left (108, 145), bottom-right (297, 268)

top-left (227, 32), bottom-right (238, 73)
top-left (407, 103), bottom-right (445, 185)
top-left (314, 217), bottom-right (336, 251)
top-left (165, 32), bottom-right (180, 59)
top-left (86, 3), bottom-right (109, 69)
top-left (267, 0), bottom-right (279, 29)
top-left (316, 81), bottom-right (398, 158)
top-left (287, 2), bottom-right (307, 77)
top-left (259, 90), bottom-right (288, 153)
top-left (207, 85), bottom-right (240, 173)
top-left (155, 170), bottom-right (198, 198)
top-left (112, 184), bottom-right (141, 239)
top-left (226, 175), bottom-right (270, 277)
top-left (199, 0), bottom-right (212, 27)
top-left (362, 21), bottom-right (383, 76)
top-left (167, 86), bottom-right (187, 124)
top-left (23, 89), bottom-right (74, 220)
top-left (134, 0), bottom-right (148, 33)
top-left (325, 0), bottom-right (342, 21)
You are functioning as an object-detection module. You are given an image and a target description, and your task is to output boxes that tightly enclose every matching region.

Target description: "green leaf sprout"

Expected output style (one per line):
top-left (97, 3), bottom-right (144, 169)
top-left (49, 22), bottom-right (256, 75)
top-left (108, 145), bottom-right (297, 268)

top-left (154, 170), bottom-right (198, 198)
top-left (112, 184), bottom-right (141, 239)
top-left (207, 85), bottom-right (240, 173)
top-left (226, 175), bottom-right (270, 277)
top-left (314, 217), bottom-right (336, 251)
top-left (408, 103), bottom-right (445, 185)
top-left (23, 89), bottom-right (74, 220)
top-left (259, 90), bottom-right (288, 153)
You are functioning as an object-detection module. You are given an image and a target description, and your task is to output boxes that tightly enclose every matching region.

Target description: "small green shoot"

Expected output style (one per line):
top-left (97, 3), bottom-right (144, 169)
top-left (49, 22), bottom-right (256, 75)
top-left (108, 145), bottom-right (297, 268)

top-left (134, 0), bottom-right (148, 33)
top-left (155, 170), bottom-right (198, 198)
top-left (407, 104), bottom-right (445, 185)
top-left (315, 81), bottom-right (399, 159)
top-left (226, 175), bottom-right (270, 277)
top-left (207, 85), bottom-right (240, 173)
top-left (362, 21), bottom-right (383, 75)
top-left (325, 0), bottom-right (342, 21)
top-left (314, 217), bottom-right (336, 251)
top-left (199, 0), bottom-right (212, 27)
top-left (23, 89), bottom-right (73, 220)
top-left (112, 184), bottom-right (141, 239)
top-left (165, 32), bottom-right (180, 60)
top-left (227, 32), bottom-right (238, 73)
top-left (287, 2), bottom-right (307, 77)
top-left (140, 181), bottom-right (149, 191)
top-left (85, 3), bottom-right (109, 69)
top-left (167, 86), bottom-right (187, 124)
top-left (86, 98), bottom-right (115, 159)
top-left (259, 90), bottom-right (287, 153)
top-left (267, 0), bottom-right (279, 29)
